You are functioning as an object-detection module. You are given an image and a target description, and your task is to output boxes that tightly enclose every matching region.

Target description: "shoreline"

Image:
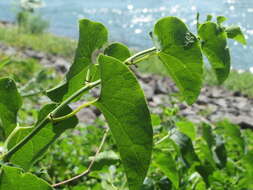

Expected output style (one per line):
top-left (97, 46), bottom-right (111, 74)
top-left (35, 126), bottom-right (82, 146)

top-left (1, 19), bottom-right (253, 73)
top-left (0, 41), bottom-right (253, 130)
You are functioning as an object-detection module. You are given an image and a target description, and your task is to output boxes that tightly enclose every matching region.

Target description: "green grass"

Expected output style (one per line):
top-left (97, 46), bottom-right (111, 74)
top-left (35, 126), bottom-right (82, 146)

top-left (204, 68), bottom-right (253, 97)
top-left (0, 25), bottom-right (76, 58)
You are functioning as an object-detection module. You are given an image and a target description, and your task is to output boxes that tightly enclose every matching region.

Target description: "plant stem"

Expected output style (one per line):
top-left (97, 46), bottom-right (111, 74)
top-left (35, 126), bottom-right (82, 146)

top-left (155, 134), bottom-right (170, 146)
top-left (1, 80), bottom-right (101, 161)
top-left (1, 46), bottom-right (157, 161)
top-left (124, 47), bottom-right (157, 65)
top-left (52, 128), bottom-right (110, 188)
top-left (50, 98), bottom-right (98, 123)
top-left (21, 90), bottom-right (45, 98)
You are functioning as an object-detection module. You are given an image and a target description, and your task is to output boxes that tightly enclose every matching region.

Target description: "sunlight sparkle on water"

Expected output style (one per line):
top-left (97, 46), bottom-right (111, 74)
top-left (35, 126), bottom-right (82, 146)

top-left (134, 29), bottom-right (142, 34)
top-left (127, 4), bottom-right (134, 10)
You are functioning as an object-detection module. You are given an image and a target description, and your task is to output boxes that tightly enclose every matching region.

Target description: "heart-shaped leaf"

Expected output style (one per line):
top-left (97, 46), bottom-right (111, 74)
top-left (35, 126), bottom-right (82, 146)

top-left (153, 17), bottom-right (203, 104)
top-left (198, 22), bottom-right (230, 83)
top-left (104, 42), bottom-right (131, 61)
top-left (47, 19), bottom-right (108, 102)
top-left (225, 26), bottom-right (246, 45)
top-left (95, 55), bottom-right (153, 190)
top-left (0, 78), bottom-right (22, 140)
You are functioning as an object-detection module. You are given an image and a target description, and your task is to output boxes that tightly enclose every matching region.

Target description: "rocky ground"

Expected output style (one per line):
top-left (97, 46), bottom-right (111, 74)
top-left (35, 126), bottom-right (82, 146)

top-left (1, 42), bottom-right (253, 129)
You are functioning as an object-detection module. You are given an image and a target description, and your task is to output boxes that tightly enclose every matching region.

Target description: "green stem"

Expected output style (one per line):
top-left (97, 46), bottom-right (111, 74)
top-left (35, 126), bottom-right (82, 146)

top-left (1, 80), bottom-right (100, 161)
top-left (124, 47), bottom-right (157, 65)
top-left (50, 98), bottom-right (98, 123)
top-left (21, 90), bottom-right (45, 98)
top-left (1, 47), bottom-right (157, 161)
top-left (155, 134), bottom-right (170, 146)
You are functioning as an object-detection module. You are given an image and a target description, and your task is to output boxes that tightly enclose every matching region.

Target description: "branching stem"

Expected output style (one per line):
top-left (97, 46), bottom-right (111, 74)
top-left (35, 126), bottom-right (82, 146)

top-left (1, 46), bottom-right (157, 161)
top-left (52, 128), bottom-right (110, 188)
top-left (1, 80), bottom-right (100, 161)
top-left (155, 134), bottom-right (170, 146)
top-left (50, 98), bottom-right (98, 122)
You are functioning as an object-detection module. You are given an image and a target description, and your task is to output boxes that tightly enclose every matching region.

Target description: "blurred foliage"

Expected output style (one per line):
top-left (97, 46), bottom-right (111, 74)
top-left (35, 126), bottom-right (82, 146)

top-left (32, 102), bottom-right (253, 190)
top-left (0, 26), bottom-right (76, 58)
top-left (16, 0), bottom-right (49, 34)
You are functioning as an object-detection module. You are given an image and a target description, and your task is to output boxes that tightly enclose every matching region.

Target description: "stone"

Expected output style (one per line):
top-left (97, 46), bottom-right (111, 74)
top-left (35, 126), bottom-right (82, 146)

top-left (155, 79), bottom-right (168, 94)
top-left (54, 57), bottom-right (70, 73)
top-left (24, 49), bottom-right (45, 60)
top-left (76, 108), bottom-right (97, 125)
top-left (139, 81), bottom-right (154, 101)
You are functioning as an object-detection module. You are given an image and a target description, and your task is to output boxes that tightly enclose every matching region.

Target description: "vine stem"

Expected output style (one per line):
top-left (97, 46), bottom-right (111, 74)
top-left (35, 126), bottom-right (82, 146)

top-left (49, 98), bottom-right (98, 123)
top-left (1, 80), bottom-right (101, 161)
top-left (1, 47), bottom-right (157, 161)
top-left (155, 134), bottom-right (170, 146)
top-left (52, 128), bottom-right (110, 188)
top-left (124, 47), bottom-right (157, 65)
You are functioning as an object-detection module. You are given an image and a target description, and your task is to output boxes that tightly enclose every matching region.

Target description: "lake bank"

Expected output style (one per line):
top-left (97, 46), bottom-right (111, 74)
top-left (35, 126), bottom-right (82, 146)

top-left (0, 37), bottom-right (253, 130)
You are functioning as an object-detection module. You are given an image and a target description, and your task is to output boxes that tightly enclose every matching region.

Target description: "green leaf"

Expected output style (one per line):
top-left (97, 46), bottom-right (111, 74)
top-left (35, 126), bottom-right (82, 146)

top-left (197, 124), bottom-right (216, 168)
top-left (151, 114), bottom-right (161, 126)
top-left (95, 55), bottom-right (153, 190)
top-left (200, 124), bottom-right (215, 148)
top-left (104, 42), bottom-right (131, 61)
top-left (176, 121), bottom-right (196, 141)
top-left (7, 104), bottom-right (78, 170)
top-left (158, 52), bottom-right (202, 104)
top-left (0, 58), bottom-right (10, 71)
top-left (216, 16), bottom-right (227, 25)
top-left (0, 165), bottom-right (53, 190)
top-left (153, 149), bottom-right (179, 188)
top-left (206, 15), bottom-right (213, 21)
top-left (153, 17), bottom-right (203, 104)
top-left (89, 150), bottom-right (120, 171)
top-left (170, 130), bottom-right (199, 166)
top-left (199, 124), bottom-right (227, 169)
top-left (198, 21), bottom-right (231, 83)
top-left (213, 135), bottom-right (227, 168)
top-left (0, 78), bottom-right (22, 139)
top-left (141, 178), bottom-right (155, 190)
top-left (217, 120), bottom-right (245, 153)
top-left (225, 26), bottom-right (246, 45)
top-left (47, 19), bottom-right (108, 102)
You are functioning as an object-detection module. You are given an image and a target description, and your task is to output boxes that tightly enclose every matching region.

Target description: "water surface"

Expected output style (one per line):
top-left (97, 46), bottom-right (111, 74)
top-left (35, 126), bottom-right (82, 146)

top-left (0, 0), bottom-right (252, 69)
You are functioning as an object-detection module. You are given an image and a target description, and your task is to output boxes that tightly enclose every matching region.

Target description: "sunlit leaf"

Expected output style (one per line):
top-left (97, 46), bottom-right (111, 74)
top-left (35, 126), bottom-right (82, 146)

top-left (217, 120), bottom-right (245, 153)
top-left (213, 135), bottom-right (227, 168)
top-left (47, 19), bottom-right (108, 102)
top-left (0, 78), bottom-right (22, 139)
top-left (170, 130), bottom-right (199, 166)
top-left (153, 17), bottom-right (203, 104)
top-left (104, 42), bottom-right (131, 61)
top-left (153, 149), bottom-right (179, 188)
top-left (176, 121), bottom-right (196, 141)
top-left (95, 55), bottom-right (153, 190)
top-left (198, 22), bottom-right (230, 83)
top-left (225, 26), bottom-right (246, 45)
top-left (7, 104), bottom-right (78, 170)
top-left (0, 58), bottom-right (10, 71)
top-left (0, 165), bottom-right (53, 190)
top-left (216, 16), bottom-right (227, 25)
